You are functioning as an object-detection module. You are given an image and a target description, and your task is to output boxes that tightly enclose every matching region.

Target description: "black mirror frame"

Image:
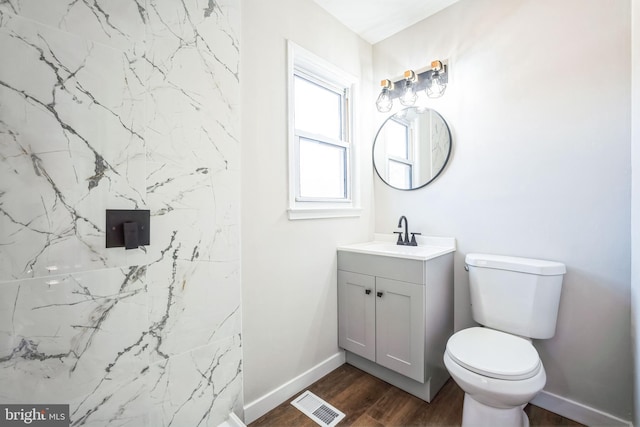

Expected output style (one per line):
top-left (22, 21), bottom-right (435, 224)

top-left (372, 107), bottom-right (452, 191)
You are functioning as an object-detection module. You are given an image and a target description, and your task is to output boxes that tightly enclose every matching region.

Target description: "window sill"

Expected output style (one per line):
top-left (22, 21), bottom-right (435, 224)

top-left (288, 207), bottom-right (363, 220)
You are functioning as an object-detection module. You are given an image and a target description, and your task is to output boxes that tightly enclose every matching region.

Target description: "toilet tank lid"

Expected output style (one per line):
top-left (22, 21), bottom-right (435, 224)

top-left (466, 253), bottom-right (566, 276)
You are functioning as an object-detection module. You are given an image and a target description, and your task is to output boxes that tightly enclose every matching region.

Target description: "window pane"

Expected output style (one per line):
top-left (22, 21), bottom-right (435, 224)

top-left (385, 120), bottom-right (409, 159)
top-left (388, 160), bottom-right (411, 189)
top-left (299, 137), bottom-right (346, 199)
top-left (294, 75), bottom-right (342, 140)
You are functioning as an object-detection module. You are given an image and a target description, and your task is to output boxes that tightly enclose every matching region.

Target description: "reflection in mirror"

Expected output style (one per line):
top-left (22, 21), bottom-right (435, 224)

top-left (373, 107), bottom-right (451, 190)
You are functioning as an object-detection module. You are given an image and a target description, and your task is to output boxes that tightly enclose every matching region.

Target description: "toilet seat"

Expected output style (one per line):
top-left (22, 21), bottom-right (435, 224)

top-left (446, 327), bottom-right (541, 380)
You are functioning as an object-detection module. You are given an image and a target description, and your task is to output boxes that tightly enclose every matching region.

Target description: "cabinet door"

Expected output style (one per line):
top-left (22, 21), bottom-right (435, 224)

top-left (338, 270), bottom-right (376, 362)
top-left (375, 278), bottom-right (425, 382)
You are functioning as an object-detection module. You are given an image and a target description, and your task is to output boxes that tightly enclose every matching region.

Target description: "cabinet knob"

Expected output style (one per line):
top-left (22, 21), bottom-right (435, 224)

top-left (377, 291), bottom-right (384, 298)
top-left (365, 289), bottom-right (371, 295)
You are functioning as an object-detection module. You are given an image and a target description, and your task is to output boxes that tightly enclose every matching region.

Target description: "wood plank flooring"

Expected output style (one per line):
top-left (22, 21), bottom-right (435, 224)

top-left (249, 364), bottom-right (585, 427)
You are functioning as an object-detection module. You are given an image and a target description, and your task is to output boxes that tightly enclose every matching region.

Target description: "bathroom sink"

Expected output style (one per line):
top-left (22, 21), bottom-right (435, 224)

top-left (338, 234), bottom-right (455, 261)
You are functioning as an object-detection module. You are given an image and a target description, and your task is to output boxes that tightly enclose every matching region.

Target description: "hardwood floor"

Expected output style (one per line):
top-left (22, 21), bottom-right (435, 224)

top-left (249, 364), bottom-right (585, 427)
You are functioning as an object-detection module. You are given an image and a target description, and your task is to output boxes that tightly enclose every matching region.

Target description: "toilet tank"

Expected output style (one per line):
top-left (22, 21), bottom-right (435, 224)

top-left (466, 253), bottom-right (566, 339)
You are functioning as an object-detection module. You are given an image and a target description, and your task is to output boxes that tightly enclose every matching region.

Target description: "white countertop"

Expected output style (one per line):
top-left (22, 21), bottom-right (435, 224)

top-left (337, 233), bottom-right (456, 261)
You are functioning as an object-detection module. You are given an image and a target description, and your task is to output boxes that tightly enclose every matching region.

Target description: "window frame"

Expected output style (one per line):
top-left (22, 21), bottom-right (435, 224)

top-left (385, 117), bottom-right (415, 189)
top-left (287, 41), bottom-right (361, 220)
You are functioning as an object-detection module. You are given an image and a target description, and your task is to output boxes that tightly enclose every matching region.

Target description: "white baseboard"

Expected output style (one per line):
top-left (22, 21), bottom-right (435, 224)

top-left (531, 390), bottom-right (633, 427)
top-left (217, 413), bottom-right (246, 427)
top-left (243, 351), bottom-right (346, 424)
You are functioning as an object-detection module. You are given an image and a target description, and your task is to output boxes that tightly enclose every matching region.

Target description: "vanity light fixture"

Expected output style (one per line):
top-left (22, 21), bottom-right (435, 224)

top-left (426, 60), bottom-right (446, 98)
top-left (375, 79), bottom-right (394, 113)
top-left (399, 70), bottom-right (418, 106)
top-left (375, 59), bottom-right (449, 112)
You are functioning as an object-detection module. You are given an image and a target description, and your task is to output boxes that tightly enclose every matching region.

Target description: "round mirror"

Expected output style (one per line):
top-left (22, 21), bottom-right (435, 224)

top-left (373, 107), bottom-right (452, 190)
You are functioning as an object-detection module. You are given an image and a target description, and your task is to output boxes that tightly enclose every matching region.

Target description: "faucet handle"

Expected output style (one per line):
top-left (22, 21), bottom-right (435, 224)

top-left (393, 231), bottom-right (404, 245)
top-left (410, 232), bottom-right (421, 246)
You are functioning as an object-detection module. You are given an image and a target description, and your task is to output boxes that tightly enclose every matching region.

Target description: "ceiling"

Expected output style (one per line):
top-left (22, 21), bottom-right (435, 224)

top-left (311, 0), bottom-right (461, 44)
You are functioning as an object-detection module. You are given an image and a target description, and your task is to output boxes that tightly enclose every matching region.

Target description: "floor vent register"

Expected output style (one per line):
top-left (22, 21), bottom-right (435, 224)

top-left (291, 390), bottom-right (346, 427)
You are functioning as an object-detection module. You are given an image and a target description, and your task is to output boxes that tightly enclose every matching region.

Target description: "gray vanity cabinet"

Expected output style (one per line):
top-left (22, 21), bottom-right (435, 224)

top-left (337, 271), bottom-right (376, 361)
top-left (337, 249), bottom-right (453, 402)
top-left (338, 271), bottom-right (424, 382)
top-left (375, 277), bottom-right (425, 381)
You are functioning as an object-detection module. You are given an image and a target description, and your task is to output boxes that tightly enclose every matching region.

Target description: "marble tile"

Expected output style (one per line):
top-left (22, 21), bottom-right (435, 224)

top-left (147, 258), bottom-right (241, 361)
top-left (0, 0), bottom-right (242, 424)
top-left (144, 0), bottom-right (240, 152)
top-left (0, 268), bottom-right (150, 419)
top-left (0, 0), bottom-right (146, 51)
top-left (0, 266), bottom-right (242, 426)
top-left (148, 335), bottom-right (243, 427)
top-left (431, 110), bottom-right (449, 170)
top-left (141, 0), bottom-right (240, 266)
top-left (146, 160), bottom-right (239, 263)
top-left (0, 12), bottom-right (147, 280)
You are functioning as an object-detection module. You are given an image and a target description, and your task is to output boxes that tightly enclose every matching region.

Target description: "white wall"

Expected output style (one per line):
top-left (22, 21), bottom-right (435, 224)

top-left (240, 0), bottom-right (374, 414)
top-left (631, 0), bottom-right (640, 425)
top-left (373, 0), bottom-right (632, 422)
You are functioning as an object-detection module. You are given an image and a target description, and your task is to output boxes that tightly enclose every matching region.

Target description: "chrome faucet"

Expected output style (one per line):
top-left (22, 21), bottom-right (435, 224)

top-left (395, 216), bottom-right (421, 246)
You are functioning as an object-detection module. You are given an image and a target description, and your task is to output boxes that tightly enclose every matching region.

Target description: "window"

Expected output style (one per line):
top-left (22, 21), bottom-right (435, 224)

top-left (288, 41), bottom-right (361, 220)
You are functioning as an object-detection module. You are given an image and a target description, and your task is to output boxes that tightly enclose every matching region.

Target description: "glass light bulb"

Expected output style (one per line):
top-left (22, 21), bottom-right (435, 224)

top-left (399, 80), bottom-right (417, 106)
top-left (375, 88), bottom-right (393, 113)
top-left (426, 72), bottom-right (446, 98)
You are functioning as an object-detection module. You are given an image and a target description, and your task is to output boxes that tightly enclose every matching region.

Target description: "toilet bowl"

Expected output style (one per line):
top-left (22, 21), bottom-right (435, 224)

top-left (444, 327), bottom-right (546, 427)
top-left (445, 254), bottom-right (565, 427)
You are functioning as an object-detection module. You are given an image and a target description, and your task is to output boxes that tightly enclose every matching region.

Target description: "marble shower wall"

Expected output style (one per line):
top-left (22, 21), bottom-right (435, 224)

top-left (0, 0), bottom-right (241, 425)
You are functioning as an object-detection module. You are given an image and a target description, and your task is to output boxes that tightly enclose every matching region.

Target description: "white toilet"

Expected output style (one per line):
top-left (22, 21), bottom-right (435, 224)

top-left (444, 253), bottom-right (566, 427)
